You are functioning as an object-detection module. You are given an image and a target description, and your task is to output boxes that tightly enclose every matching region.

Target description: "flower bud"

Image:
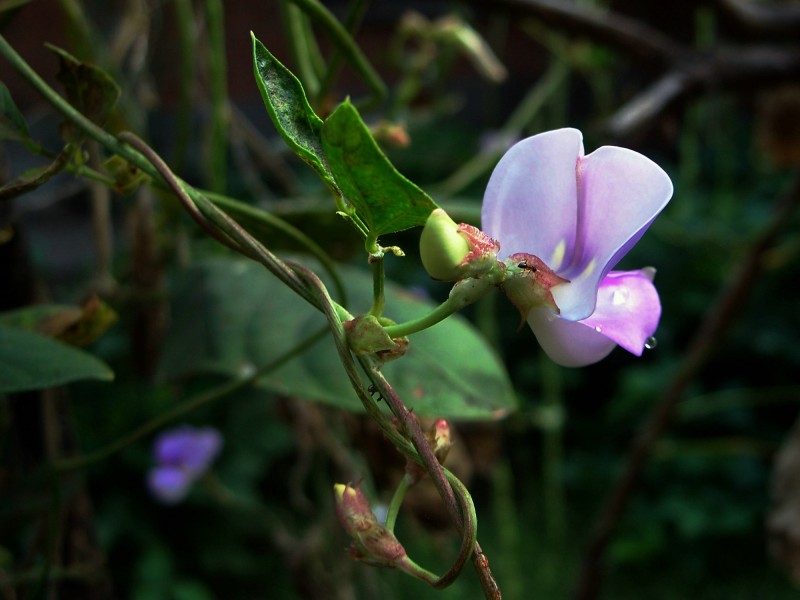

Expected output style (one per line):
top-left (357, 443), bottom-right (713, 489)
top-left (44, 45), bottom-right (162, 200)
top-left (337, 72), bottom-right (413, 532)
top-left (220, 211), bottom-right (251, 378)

top-left (432, 419), bottom-right (452, 464)
top-left (419, 208), bottom-right (471, 281)
top-left (333, 483), bottom-right (408, 567)
top-left (405, 418), bottom-right (453, 483)
top-left (334, 483), bottom-right (376, 535)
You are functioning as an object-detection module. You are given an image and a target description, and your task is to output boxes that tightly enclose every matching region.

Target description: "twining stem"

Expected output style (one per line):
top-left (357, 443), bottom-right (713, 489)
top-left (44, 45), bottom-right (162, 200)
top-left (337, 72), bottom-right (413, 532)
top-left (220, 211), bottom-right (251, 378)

top-left (206, 191), bottom-right (348, 305)
top-left (2, 32), bottom-right (499, 597)
top-left (288, 263), bottom-right (492, 594)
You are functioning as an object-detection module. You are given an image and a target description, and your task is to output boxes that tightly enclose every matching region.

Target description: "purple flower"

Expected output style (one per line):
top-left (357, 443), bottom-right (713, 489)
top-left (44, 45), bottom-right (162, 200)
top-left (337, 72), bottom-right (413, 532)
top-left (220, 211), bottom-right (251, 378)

top-left (482, 128), bottom-right (673, 366)
top-left (147, 426), bottom-right (222, 504)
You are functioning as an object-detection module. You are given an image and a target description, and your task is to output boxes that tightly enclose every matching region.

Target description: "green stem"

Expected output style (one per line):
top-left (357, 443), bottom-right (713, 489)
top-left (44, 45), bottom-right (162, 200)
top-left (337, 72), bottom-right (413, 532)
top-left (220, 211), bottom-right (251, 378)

top-left (289, 0), bottom-right (387, 110)
top-left (384, 473), bottom-right (412, 532)
top-left (53, 327), bottom-right (328, 472)
top-left (383, 295), bottom-right (462, 338)
top-left (369, 257), bottom-right (385, 317)
top-left (431, 59), bottom-right (569, 197)
top-left (205, 191), bottom-right (348, 305)
top-left (173, 0), bottom-right (195, 172)
top-left (0, 35), bottom-right (157, 178)
top-left (316, 0), bottom-right (369, 101)
top-left (287, 264), bottom-right (486, 591)
top-left (204, 0), bottom-right (228, 192)
top-left (280, 0), bottom-right (322, 98)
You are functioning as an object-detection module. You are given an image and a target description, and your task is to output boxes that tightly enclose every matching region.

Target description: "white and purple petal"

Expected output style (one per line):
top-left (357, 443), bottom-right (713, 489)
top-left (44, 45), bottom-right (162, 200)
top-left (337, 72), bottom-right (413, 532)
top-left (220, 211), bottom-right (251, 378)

top-left (482, 128), bottom-right (583, 268)
top-left (527, 308), bottom-right (618, 367)
top-left (527, 268), bottom-right (661, 367)
top-left (553, 146), bottom-right (672, 320)
top-left (483, 128), bottom-right (672, 322)
top-left (579, 268), bottom-right (661, 356)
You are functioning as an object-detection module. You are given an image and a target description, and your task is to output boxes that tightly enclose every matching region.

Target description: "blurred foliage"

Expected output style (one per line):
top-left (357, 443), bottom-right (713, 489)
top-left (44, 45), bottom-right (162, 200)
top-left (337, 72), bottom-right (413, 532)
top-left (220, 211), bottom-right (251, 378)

top-left (2, 0), bottom-right (800, 599)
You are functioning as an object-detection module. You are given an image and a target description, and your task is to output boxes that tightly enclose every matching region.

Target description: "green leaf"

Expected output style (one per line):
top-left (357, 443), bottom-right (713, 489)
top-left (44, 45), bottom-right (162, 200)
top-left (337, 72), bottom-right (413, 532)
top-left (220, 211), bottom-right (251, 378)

top-left (321, 100), bottom-right (438, 243)
top-left (158, 258), bottom-right (515, 420)
top-left (0, 326), bottom-right (114, 393)
top-left (45, 44), bottom-right (120, 141)
top-left (0, 81), bottom-right (30, 143)
top-left (0, 148), bottom-right (68, 202)
top-left (0, 297), bottom-right (118, 347)
top-left (251, 33), bottom-right (337, 192)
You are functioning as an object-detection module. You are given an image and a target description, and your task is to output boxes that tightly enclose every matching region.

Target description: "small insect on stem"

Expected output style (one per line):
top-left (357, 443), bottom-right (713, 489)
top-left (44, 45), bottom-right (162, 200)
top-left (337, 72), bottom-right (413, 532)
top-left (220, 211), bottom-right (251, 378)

top-left (517, 261), bottom-right (537, 272)
top-left (368, 384), bottom-right (383, 401)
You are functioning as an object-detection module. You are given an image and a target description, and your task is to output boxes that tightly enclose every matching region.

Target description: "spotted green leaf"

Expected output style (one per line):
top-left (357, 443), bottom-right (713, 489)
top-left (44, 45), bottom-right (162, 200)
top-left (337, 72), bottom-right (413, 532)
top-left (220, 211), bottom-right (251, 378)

top-left (321, 100), bottom-right (438, 244)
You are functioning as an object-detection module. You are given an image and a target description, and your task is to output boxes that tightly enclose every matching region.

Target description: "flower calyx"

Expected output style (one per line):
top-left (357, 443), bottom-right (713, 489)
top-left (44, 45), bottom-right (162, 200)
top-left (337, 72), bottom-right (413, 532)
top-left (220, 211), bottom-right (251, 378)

top-left (500, 253), bottom-right (569, 324)
top-left (344, 314), bottom-right (408, 361)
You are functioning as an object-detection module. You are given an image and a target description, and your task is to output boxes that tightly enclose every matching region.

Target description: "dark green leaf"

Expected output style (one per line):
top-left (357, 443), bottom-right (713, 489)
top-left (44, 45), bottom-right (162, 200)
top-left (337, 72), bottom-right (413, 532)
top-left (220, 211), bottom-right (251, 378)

top-left (0, 326), bottom-right (114, 393)
top-left (0, 81), bottom-right (30, 143)
top-left (0, 297), bottom-right (118, 347)
top-left (158, 258), bottom-right (515, 420)
top-left (321, 100), bottom-right (438, 242)
top-left (45, 44), bottom-right (120, 140)
top-left (251, 33), bottom-right (337, 192)
top-left (0, 148), bottom-right (68, 202)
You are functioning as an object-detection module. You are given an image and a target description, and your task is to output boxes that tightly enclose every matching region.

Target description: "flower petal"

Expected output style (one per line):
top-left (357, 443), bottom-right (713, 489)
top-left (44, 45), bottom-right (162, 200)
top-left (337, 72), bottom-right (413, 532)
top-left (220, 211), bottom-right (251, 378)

top-left (528, 268), bottom-right (661, 367)
top-left (553, 145), bottom-right (672, 321)
top-left (580, 268), bottom-right (661, 356)
top-left (148, 466), bottom-right (193, 504)
top-left (482, 128), bottom-right (583, 269)
top-left (527, 307), bottom-right (617, 367)
top-left (154, 426), bottom-right (222, 477)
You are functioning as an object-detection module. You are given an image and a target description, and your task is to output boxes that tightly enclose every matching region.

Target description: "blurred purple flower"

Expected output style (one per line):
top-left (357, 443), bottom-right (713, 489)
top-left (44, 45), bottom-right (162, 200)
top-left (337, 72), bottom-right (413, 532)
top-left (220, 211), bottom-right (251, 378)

top-left (482, 128), bottom-right (673, 366)
top-left (147, 426), bottom-right (222, 504)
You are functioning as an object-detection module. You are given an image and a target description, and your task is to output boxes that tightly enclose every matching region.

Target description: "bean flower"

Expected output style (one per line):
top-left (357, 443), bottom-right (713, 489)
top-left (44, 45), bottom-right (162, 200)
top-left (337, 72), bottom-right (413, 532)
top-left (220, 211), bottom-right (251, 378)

top-left (482, 128), bottom-right (673, 367)
top-left (147, 426), bottom-right (222, 504)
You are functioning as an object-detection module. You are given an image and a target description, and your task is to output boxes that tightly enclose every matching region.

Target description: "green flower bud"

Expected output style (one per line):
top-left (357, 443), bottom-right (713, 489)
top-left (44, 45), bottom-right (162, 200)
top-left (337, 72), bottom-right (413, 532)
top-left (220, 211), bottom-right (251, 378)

top-left (419, 208), bottom-right (471, 281)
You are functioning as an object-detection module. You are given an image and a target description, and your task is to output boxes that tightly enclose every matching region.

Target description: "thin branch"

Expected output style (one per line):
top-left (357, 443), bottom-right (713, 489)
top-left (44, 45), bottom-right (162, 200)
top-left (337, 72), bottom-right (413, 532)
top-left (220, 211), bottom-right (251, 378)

top-left (718, 0), bottom-right (800, 36)
top-left (607, 45), bottom-right (800, 138)
top-left (469, 0), bottom-right (800, 138)
top-left (573, 173), bottom-right (800, 600)
top-left (474, 0), bottom-right (684, 65)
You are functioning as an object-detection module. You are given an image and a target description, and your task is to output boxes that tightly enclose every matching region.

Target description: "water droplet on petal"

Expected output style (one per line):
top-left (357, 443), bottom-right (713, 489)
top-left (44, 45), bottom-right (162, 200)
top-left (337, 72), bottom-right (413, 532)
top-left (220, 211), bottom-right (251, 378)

top-left (611, 287), bottom-right (629, 306)
top-left (644, 336), bottom-right (657, 350)
top-left (594, 325), bottom-right (602, 333)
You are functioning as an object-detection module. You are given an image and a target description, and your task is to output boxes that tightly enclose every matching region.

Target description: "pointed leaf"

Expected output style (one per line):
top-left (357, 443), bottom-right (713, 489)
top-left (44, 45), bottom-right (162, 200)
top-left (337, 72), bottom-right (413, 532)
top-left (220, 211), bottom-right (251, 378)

top-left (321, 100), bottom-right (438, 241)
top-left (251, 33), bottom-right (337, 192)
top-left (0, 82), bottom-right (30, 143)
top-left (45, 44), bottom-right (120, 141)
top-left (0, 297), bottom-right (118, 347)
top-left (0, 148), bottom-right (68, 202)
top-left (0, 326), bottom-right (114, 393)
top-left (158, 258), bottom-right (515, 420)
